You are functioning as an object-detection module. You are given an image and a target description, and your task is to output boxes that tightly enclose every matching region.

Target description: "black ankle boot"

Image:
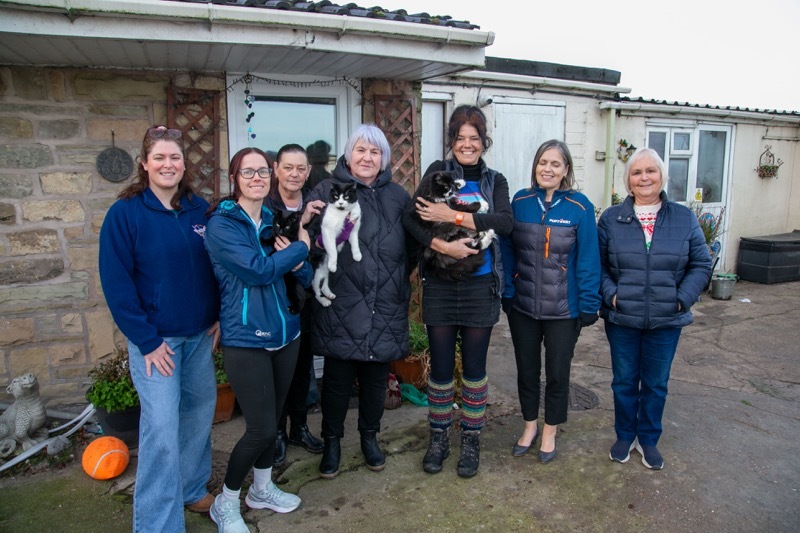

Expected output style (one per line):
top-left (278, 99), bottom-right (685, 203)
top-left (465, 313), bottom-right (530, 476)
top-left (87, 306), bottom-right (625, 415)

top-left (273, 426), bottom-right (287, 467)
top-left (422, 427), bottom-right (450, 474)
top-left (457, 430), bottom-right (480, 478)
top-left (319, 436), bottom-right (341, 479)
top-left (360, 430), bottom-right (386, 471)
top-left (289, 423), bottom-right (324, 454)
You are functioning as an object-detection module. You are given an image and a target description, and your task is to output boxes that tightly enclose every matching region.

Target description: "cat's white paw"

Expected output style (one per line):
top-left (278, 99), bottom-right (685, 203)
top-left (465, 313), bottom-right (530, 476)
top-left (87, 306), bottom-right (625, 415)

top-left (327, 260), bottom-right (337, 272)
top-left (317, 296), bottom-right (332, 307)
top-left (352, 250), bottom-right (362, 262)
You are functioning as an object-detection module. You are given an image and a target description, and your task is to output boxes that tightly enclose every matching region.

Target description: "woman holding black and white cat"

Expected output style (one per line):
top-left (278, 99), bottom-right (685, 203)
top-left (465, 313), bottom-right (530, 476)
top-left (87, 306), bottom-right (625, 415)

top-left (205, 147), bottom-right (313, 531)
top-left (500, 140), bottom-right (601, 465)
top-left (305, 124), bottom-right (413, 479)
top-left (403, 105), bottom-right (513, 478)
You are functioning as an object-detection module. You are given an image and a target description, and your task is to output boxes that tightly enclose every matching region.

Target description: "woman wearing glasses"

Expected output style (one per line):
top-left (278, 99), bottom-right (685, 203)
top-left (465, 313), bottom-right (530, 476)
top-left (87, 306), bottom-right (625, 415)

top-left (205, 147), bottom-right (313, 532)
top-left (99, 125), bottom-right (221, 532)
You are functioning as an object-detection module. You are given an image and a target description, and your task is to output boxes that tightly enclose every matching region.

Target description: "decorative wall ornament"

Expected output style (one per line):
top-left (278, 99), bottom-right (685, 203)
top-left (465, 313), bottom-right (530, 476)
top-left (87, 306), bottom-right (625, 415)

top-left (96, 130), bottom-right (134, 183)
top-left (617, 139), bottom-right (636, 162)
top-left (756, 145), bottom-right (783, 178)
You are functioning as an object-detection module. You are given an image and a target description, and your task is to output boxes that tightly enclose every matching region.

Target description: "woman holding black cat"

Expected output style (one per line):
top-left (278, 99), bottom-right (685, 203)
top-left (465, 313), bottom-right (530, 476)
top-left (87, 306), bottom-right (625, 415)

top-left (305, 124), bottom-right (412, 479)
top-left (264, 144), bottom-right (325, 465)
top-left (403, 105), bottom-right (513, 478)
top-left (205, 147), bottom-right (313, 531)
top-left (500, 140), bottom-right (601, 465)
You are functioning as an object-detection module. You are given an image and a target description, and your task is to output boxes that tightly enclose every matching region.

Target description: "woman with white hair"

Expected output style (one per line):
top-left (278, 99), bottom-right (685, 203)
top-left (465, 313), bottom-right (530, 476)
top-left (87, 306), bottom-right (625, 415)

top-left (598, 147), bottom-right (711, 470)
top-left (305, 124), bottom-right (413, 479)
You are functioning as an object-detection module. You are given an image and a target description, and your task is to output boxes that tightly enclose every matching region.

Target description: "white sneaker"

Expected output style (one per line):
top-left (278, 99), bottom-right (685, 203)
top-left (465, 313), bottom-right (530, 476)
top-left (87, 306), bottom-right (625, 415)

top-left (245, 482), bottom-right (301, 513)
top-left (209, 494), bottom-right (249, 533)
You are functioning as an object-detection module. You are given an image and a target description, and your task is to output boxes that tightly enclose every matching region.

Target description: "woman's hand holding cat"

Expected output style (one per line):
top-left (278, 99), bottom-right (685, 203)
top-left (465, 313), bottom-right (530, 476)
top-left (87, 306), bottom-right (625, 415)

top-left (301, 199), bottom-right (326, 226)
top-left (275, 235), bottom-right (308, 271)
top-left (416, 198), bottom-right (450, 222)
top-left (431, 237), bottom-right (479, 259)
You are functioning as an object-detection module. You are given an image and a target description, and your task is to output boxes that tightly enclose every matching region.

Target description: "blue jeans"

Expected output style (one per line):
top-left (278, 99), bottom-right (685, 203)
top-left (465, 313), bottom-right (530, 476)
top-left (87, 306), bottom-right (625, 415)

top-left (604, 322), bottom-right (682, 447)
top-left (128, 331), bottom-right (216, 533)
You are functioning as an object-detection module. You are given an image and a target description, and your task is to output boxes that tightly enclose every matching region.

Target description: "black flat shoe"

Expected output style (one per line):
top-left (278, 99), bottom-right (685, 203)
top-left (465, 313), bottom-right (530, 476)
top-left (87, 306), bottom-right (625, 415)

top-left (538, 439), bottom-right (557, 464)
top-left (512, 427), bottom-right (539, 457)
top-left (273, 428), bottom-right (287, 467)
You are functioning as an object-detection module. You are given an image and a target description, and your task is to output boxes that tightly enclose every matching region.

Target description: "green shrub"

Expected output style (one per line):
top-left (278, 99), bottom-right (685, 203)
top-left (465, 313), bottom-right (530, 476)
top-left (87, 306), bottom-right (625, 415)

top-left (86, 349), bottom-right (139, 412)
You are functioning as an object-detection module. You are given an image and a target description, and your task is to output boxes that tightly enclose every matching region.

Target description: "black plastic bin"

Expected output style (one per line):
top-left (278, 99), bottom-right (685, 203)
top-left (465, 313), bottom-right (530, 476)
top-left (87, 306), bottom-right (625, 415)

top-left (737, 230), bottom-right (800, 284)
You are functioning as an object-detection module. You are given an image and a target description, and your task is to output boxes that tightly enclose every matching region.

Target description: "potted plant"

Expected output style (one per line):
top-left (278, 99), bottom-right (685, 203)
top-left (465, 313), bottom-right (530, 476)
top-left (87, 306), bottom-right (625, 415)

top-left (390, 320), bottom-right (431, 389)
top-left (86, 348), bottom-right (140, 447)
top-left (213, 349), bottom-right (236, 424)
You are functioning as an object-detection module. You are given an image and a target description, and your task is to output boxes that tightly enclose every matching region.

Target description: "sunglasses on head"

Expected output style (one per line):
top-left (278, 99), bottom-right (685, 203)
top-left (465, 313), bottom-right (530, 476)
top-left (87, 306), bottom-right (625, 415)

top-left (147, 127), bottom-right (182, 140)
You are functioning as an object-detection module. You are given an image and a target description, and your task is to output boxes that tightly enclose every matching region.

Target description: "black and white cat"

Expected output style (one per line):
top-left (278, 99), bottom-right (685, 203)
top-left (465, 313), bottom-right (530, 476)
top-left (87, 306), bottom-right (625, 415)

top-left (262, 210), bottom-right (306, 315)
top-left (309, 182), bottom-right (362, 307)
top-left (413, 171), bottom-right (495, 281)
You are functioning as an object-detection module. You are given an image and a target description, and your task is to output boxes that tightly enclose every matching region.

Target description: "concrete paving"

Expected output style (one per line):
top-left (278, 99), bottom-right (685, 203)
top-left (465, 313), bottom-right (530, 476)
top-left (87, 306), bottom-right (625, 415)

top-left (1, 280), bottom-right (798, 532)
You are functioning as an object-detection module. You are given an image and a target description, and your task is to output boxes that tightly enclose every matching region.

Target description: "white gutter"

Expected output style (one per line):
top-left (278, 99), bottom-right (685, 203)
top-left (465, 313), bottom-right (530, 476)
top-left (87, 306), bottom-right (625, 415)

top-left (0, 0), bottom-right (495, 47)
top-left (599, 101), bottom-right (800, 125)
top-left (452, 70), bottom-right (631, 95)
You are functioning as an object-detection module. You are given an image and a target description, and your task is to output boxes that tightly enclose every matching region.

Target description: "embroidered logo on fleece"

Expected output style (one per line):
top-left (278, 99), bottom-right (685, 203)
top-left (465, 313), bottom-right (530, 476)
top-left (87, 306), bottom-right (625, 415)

top-left (193, 224), bottom-right (206, 238)
top-left (548, 217), bottom-right (572, 225)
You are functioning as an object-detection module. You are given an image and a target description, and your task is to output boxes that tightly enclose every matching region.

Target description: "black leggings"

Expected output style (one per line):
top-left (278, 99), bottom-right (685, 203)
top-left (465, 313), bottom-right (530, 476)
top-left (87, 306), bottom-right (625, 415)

top-left (427, 325), bottom-right (493, 382)
top-left (222, 340), bottom-right (300, 490)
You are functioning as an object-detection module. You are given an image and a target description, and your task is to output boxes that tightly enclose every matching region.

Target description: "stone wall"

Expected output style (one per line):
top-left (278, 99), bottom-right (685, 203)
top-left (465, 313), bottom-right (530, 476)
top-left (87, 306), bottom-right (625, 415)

top-left (0, 67), bottom-right (226, 405)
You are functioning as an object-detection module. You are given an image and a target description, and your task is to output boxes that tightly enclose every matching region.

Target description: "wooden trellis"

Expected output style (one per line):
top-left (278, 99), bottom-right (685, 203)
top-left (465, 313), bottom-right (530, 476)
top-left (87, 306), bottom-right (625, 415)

top-left (374, 94), bottom-right (422, 322)
top-left (374, 95), bottom-right (419, 195)
top-left (167, 87), bottom-right (222, 201)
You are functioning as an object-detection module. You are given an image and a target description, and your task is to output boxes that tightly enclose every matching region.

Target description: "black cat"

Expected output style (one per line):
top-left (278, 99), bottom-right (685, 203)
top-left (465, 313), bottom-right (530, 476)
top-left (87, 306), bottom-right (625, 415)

top-left (412, 171), bottom-right (495, 282)
top-left (262, 210), bottom-right (306, 315)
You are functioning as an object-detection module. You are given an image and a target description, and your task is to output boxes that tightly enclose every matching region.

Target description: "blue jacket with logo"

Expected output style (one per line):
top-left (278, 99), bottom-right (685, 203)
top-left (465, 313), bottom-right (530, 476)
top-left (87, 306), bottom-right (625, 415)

top-left (205, 200), bottom-right (312, 349)
top-left (501, 187), bottom-right (601, 319)
top-left (98, 188), bottom-right (220, 355)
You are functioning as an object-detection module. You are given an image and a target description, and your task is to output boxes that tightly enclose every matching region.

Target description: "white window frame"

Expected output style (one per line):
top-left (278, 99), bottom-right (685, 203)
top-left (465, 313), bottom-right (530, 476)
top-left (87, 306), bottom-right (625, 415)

top-left (226, 73), bottom-right (361, 158)
top-left (670, 129), bottom-right (693, 156)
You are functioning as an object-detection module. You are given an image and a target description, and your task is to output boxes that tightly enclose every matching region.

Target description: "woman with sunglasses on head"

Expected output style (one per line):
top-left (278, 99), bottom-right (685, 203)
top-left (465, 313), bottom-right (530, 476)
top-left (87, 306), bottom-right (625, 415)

top-left (205, 147), bottom-right (313, 533)
top-left (264, 144), bottom-right (325, 466)
top-left (99, 125), bottom-right (221, 532)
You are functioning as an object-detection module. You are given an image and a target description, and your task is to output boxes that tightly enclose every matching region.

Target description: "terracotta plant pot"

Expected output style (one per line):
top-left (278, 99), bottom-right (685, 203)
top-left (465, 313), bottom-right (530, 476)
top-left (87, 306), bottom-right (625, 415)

top-left (390, 357), bottom-right (427, 389)
top-left (214, 383), bottom-right (235, 424)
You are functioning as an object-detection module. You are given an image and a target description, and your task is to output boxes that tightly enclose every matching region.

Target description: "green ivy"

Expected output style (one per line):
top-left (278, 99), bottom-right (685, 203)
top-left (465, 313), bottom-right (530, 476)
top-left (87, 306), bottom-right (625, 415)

top-left (86, 350), bottom-right (139, 412)
top-left (213, 349), bottom-right (228, 385)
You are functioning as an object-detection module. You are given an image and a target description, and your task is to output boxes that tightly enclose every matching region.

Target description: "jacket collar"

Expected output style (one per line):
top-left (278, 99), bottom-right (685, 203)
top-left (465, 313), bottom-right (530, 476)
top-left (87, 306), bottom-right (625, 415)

top-left (142, 186), bottom-right (199, 212)
top-left (332, 155), bottom-right (392, 188)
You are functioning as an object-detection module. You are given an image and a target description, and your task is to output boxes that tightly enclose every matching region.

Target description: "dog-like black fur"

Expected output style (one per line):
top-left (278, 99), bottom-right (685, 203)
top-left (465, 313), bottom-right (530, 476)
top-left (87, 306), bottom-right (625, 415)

top-left (412, 171), bottom-right (495, 282)
top-left (262, 210), bottom-right (306, 314)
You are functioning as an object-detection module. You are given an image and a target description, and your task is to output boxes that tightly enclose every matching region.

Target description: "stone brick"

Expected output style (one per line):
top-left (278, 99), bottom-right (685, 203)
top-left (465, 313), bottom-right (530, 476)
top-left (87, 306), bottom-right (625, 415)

top-left (91, 212), bottom-right (106, 235)
top-left (36, 313), bottom-right (83, 341)
top-left (0, 174), bottom-right (33, 198)
top-left (46, 70), bottom-right (67, 102)
top-left (22, 200), bottom-right (84, 222)
top-left (0, 258), bottom-right (64, 284)
top-left (49, 342), bottom-right (86, 366)
top-left (87, 119), bottom-right (151, 142)
top-left (0, 104), bottom-right (81, 116)
top-left (40, 172), bottom-right (92, 195)
top-left (61, 313), bottom-right (83, 334)
top-left (56, 144), bottom-right (107, 166)
top-left (0, 117), bottom-right (33, 139)
top-left (89, 104), bottom-right (149, 117)
top-left (172, 74), bottom-right (225, 91)
top-left (11, 68), bottom-right (47, 100)
top-left (68, 245), bottom-right (98, 271)
top-left (0, 202), bottom-right (15, 225)
top-left (7, 229), bottom-right (60, 255)
top-left (0, 144), bottom-right (54, 168)
top-left (7, 346), bottom-right (49, 382)
top-left (39, 120), bottom-right (80, 139)
top-left (0, 318), bottom-right (34, 346)
top-left (0, 281), bottom-right (87, 311)
top-left (72, 73), bottom-right (168, 101)
top-left (40, 383), bottom-right (89, 403)
top-left (54, 365), bottom-right (92, 381)
top-left (64, 225), bottom-right (86, 242)
top-left (86, 307), bottom-right (116, 360)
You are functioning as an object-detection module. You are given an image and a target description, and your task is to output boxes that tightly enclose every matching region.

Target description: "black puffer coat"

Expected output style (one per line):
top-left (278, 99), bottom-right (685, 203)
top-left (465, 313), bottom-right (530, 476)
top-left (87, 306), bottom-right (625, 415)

top-left (598, 193), bottom-right (712, 330)
top-left (307, 156), bottom-right (412, 362)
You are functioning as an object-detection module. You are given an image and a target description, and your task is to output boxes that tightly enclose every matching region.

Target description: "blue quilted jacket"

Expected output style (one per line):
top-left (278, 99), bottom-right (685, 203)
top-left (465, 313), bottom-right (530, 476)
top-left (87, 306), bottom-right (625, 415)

top-left (597, 193), bottom-right (712, 330)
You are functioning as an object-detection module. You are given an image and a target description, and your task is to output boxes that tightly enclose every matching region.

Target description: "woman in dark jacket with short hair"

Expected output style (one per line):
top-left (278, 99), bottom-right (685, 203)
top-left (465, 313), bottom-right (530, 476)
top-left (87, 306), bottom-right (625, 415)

top-left (306, 124), bottom-right (412, 479)
top-left (598, 147), bottom-right (711, 471)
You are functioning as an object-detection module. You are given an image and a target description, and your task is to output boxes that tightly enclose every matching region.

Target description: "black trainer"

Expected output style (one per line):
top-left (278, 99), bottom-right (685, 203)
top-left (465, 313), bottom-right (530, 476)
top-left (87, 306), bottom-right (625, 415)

top-left (456, 430), bottom-right (480, 478)
top-left (422, 428), bottom-right (450, 474)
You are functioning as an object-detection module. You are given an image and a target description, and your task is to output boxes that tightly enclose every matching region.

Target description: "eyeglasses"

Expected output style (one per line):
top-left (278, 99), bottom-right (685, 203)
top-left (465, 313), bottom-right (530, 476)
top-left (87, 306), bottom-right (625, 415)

top-left (147, 127), bottom-right (182, 140)
top-left (239, 168), bottom-right (272, 179)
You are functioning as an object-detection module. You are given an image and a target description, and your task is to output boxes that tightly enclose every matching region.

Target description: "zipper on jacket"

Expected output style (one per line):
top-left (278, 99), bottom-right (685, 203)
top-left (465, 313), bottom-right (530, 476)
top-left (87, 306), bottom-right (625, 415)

top-left (241, 287), bottom-right (249, 326)
top-left (270, 284), bottom-right (288, 344)
top-left (544, 227), bottom-right (551, 259)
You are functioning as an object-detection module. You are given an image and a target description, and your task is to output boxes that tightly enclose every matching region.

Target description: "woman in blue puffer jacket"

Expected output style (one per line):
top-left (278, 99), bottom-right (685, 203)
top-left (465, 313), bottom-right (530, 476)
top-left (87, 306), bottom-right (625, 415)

top-left (204, 147), bottom-right (313, 531)
top-left (598, 147), bottom-right (711, 471)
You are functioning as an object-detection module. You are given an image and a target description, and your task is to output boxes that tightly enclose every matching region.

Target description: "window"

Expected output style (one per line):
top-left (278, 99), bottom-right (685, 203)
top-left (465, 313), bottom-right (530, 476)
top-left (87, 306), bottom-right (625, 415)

top-left (646, 124), bottom-right (732, 204)
top-left (226, 75), bottom-right (360, 172)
